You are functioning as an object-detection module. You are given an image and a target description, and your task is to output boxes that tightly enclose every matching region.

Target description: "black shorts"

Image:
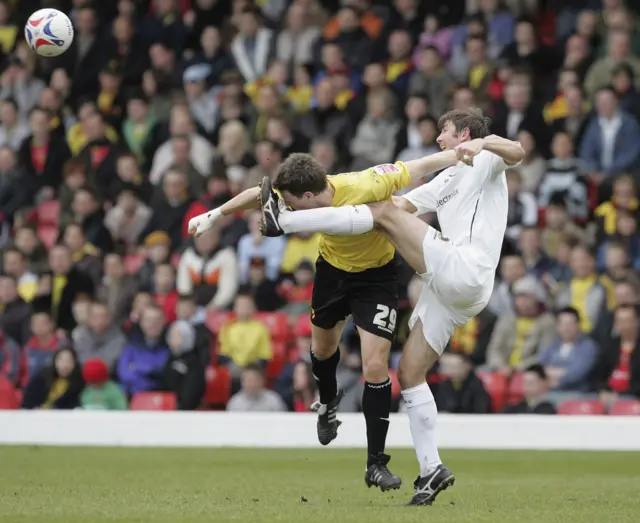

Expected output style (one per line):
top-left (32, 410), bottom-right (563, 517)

top-left (311, 256), bottom-right (399, 341)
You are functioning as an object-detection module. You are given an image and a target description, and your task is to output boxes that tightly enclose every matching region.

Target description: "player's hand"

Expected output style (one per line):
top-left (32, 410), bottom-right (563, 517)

top-left (455, 139), bottom-right (486, 166)
top-left (188, 210), bottom-right (219, 237)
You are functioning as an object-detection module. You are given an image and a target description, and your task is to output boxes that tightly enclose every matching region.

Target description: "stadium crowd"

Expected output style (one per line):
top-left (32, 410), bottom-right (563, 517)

top-left (0, 0), bottom-right (640, 416)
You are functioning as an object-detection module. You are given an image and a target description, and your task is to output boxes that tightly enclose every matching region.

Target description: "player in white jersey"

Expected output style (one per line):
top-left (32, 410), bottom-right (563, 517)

top-left (258, 110), bottom-right (525, 505)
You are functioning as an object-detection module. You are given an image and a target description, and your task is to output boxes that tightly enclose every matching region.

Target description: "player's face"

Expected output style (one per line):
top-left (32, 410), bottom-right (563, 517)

top-left (280, 190), bottom-right (321, 210)
top-left (436, 121), bottom-right (467, 151)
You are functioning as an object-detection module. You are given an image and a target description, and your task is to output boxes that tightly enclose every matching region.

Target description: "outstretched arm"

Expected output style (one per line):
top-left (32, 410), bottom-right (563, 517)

top-left (476, 135), bottom-right (525, 166)
top-left (402, 149), bottom-right (459, 183)
top-left (188, 186), bottom-right (260, 236)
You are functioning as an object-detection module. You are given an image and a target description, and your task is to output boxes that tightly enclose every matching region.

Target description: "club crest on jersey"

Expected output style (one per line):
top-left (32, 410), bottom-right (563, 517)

top-left (373, 164), bottom-right (400, 175)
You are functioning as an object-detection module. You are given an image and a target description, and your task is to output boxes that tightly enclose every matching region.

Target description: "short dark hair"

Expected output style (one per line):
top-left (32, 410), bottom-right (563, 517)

top-left (273, 153), bottom-right (328, 197)
top-left (557, 306), bottom-right (580, 322)
top-left (243, 363), bottom-right (264, 375)
top-left (437, 109), bottom-right (491, 139)
top-left (178, 293), bottom-right (196, 302)
top-left (525, 364), bottom-right (547, 380)
top-left (615, 304), bottom-right (638, 317)
top-left (3, 247), bottom-right (25, 260)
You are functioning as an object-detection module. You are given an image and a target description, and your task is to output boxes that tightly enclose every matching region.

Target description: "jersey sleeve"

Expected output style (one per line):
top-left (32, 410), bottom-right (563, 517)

top-left (478, 150), bottom-right (522, 179)
top-left (401, 171), bottom-right (449, 215)
top-left (366, 162), bottom-right (412, 200)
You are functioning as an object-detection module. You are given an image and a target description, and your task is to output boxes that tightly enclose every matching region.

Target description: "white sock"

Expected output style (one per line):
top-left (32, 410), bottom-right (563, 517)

top-left (402, 382), bottom-right (442, 477)
top-left (278, 205), bottom-right (374, 235)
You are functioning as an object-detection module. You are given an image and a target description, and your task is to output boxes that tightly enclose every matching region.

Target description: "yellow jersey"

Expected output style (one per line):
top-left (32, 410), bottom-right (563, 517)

top-left (318, 162), bottom-right (411, 272)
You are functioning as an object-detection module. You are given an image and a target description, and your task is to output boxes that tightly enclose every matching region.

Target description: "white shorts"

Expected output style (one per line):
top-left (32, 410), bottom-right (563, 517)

top-left (408, 229), bottom-right (495, 355)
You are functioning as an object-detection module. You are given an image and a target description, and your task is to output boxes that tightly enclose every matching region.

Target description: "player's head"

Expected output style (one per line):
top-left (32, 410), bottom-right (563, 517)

top-left (436, 109), bottom-right (491, 150)
top-left (273, 153), bottom-right (329, 210)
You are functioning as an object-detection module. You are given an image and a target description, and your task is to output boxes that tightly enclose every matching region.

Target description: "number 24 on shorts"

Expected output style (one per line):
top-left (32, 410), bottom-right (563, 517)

top-left (373, 304), bottom-right (397, 334)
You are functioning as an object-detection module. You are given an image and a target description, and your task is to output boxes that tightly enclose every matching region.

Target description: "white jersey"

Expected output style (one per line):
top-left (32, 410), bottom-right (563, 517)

top-left (403, 150), bottom-right (513, 269)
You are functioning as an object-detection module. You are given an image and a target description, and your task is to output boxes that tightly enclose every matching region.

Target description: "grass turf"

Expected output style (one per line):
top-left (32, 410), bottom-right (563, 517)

top-left (0, 447), bottom-right (638, 523)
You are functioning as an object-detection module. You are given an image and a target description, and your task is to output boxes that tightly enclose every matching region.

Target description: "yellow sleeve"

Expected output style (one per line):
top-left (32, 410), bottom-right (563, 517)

top-left (257, 326), bottom-right (273, 360)
top-left (362, 162), bottom-right (412, 201)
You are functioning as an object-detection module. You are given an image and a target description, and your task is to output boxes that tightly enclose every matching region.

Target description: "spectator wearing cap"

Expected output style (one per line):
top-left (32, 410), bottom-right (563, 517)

top-left (176, 224), bottom-right (238, 310)
top-left (105, 189), bottom-right (152, 249)
top-left (183, 63), bottom-right (217, 135)
top-left (244, 258), bottom-right (286, 312)
top-left (436, 352), bottom-right (492, 414)
top-left (122, 91), bottom-right (160, 170)
top-left (73, 301), bottom-right (126, 371)
top-left (149, 105), bottom-right (214, 185)
top-left (226, 363), bottom-right (287, 412)
top-left (22, 346), bottom-right (84, 410)
top-left (0, 274), bottom-right (31, 347)
top-left (110, 16), bottom-right (149, 89)
top-left (80, 358), bottom-right (128, 410)
top-left (276, 2), bottom-right (321, 67)
top-left (18, 106), bottom-right (71, 196)
top-left (593, 305), bottom-right (640, 407)
top-left (161, 320), bottom-right (205, 410)
top-left (538, 307), bottom-right (598, 393)
top-left (0, 99), bottom-right (29, 151)
top-left (579, 87), bottom-right (640, 202)
top-left (231, 7), bottom-right (275, 83)
top-left (503, 364), bottom-right (556, 414)
top-left (556, 244), bottom-right (607, 333)
top-left (0, 55), bottom-right (45, 116)
top-left (486, 276), bottom-right (556, 373)
top-left (95, 253), bottom-right (138, 328)
top-left (138, 231), bottom-right (172, 292)
top-left (237, 210), bottom-right (285, 284)
top-left (117, 304), bottom-right (171, 397)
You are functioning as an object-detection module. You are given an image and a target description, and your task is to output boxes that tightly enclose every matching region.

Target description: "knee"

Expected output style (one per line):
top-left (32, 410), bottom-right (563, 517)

top-left (310, 339), bottom-right (337, 360)
top-left (362, 354), bottom-right (389, 383)
top-left (397, 356), bottom-right (425, 389)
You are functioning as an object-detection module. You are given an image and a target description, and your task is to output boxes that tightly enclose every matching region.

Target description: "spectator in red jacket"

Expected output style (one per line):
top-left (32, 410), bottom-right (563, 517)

top-left (153, 263), bottom-right (179, 323)
top-left (21, 310), bottom-right (64, 387)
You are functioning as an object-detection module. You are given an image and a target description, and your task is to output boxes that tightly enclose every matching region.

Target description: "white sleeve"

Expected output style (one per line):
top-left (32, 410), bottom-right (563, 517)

top-left (402, 172), bottom-right (450, 215)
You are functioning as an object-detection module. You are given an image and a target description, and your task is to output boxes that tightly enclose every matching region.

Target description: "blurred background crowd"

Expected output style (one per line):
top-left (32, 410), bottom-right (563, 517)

top-left (0, 0), bottom-right (640, 416)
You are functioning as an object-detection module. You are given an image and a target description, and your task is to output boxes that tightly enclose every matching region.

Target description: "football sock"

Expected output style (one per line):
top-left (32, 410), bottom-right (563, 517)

top-left (310, 346), bottom-right (340, 405)
top-left (402, 382), bottom-right (442, 476)
top-left (278, 205), bottom-right (374, 235)
top-left (363, 378), bottom-right (392, 464)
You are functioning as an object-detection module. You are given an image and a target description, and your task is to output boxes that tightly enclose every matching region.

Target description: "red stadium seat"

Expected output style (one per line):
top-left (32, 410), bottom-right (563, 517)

top-left (205, 312), bottom-right (234, 334)
top-left (507, 372), bottom-right (525, 405)
top-left (204, 365), bottom-right (231, 405)
top-left (266, 341), bottom-right (287, 380)
top-left (558, 399), bottom-right (605, 415)
top-left (37, 224), bottom-right (58, 249)
top-left (255, 312), bottom-right (290, 342)
top-left (37, 200), bottom-right (60, 226)
top-left (609, 400), bottom-right (640, 416)
top-left (0, 377), bottom-right (17, 409)
top-left (476, 371), bottom-right (507, 413)
top-left (130, 392), bottom-right (177, 411)
top-left (123, 253), bottom-right (145, 275)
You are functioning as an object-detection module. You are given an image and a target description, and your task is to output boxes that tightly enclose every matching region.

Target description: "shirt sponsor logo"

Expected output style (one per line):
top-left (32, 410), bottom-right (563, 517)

top-left (436, 189), bottom-right (459, 208)
top-left (373, 163), bottom-right (400, 174)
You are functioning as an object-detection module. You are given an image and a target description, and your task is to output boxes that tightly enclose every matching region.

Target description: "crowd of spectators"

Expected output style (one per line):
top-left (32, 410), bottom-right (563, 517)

top-left (1, 0), bottom-right (640, 416)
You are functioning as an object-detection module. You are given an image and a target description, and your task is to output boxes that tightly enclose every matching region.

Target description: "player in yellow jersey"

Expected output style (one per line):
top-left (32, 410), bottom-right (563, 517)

top-left (187, 150), bottom-right (462, 492)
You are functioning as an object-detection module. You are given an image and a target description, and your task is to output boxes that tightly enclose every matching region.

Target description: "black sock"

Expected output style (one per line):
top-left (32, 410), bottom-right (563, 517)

top-left (362, 379), bottom-right (392, 464)
top-left (310, 346), bottom-right (340, 404)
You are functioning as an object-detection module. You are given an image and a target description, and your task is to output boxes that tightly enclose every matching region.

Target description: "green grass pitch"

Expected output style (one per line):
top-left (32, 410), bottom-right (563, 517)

top-left (1, 447), bottom-right (639, 523)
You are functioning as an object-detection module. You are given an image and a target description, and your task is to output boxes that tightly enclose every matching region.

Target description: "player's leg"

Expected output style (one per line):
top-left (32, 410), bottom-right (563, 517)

top-left (309, 257), bottom-right (350, 445)
top-left (400, 308), bottom-right (455, 506)
top-left (350, 267), bottom-right (402, 491)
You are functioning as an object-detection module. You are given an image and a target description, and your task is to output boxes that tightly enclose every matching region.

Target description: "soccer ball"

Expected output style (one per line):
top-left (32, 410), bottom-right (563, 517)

top-left (24, 9), bottom-right (74, 57)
